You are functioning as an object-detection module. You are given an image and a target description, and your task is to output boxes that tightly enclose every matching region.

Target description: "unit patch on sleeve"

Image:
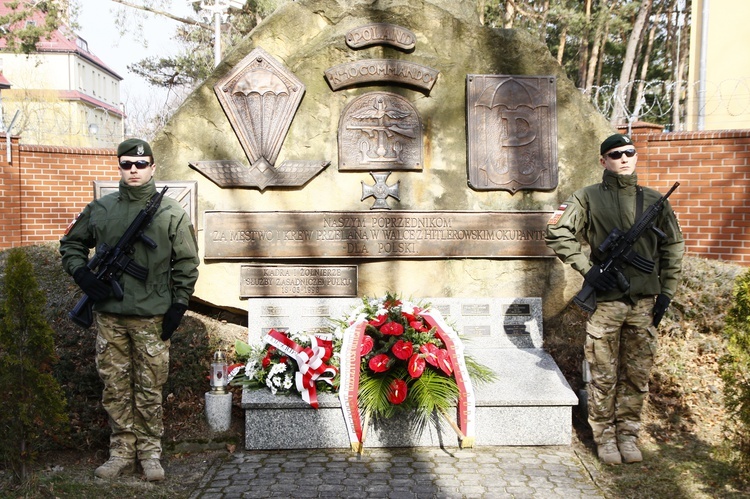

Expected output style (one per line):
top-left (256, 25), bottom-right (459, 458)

top-left (64, 213), bottom-right (81, 235)
top-left (547, 204), bottom-right (568, 225)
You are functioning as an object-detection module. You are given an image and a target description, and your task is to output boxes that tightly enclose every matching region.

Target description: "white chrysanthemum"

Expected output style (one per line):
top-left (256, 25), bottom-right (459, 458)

top-left (283, 375), bottom-right (293, 389)
top-left (245, 359), bottom-right (258, 380)
top-left (272, 375), bottom-right (282, 387)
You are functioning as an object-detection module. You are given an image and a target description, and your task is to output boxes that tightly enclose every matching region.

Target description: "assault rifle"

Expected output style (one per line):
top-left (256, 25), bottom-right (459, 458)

top-left (68, 186), bottom-right (168, 328)
top-left (573, 181), bottom-right (679, 314)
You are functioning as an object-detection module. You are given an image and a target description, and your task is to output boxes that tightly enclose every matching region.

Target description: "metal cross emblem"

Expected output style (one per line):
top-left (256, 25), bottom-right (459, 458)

top-left (361, 172), bottom-right (400, 210)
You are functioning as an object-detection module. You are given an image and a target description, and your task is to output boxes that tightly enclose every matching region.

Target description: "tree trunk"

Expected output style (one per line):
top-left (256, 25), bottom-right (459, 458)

top-left (556, 25), bottom-right (568, 65)
top-left (577, 0), bottom-right (593, 88)
top-left (610, 0), bottom-right (654, 125)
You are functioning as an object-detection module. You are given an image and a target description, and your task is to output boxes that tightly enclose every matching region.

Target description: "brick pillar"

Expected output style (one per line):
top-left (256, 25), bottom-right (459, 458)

top-left (0, 134), bottom-right (22, 248)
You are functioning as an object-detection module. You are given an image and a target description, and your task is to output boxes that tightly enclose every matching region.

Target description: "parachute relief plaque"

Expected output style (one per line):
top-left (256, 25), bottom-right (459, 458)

top-left (467, 75), bottom-right (558, 193)
top-left (191, 47), bottom-right (329, 191)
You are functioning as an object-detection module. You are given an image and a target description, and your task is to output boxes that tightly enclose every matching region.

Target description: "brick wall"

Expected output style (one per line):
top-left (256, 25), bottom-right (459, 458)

top-left (2, 128), bottom-right (750, 265)
top-left (624, 123), bottom-right (750, 266)
top-left (0, 136), bottom-right (119, 247)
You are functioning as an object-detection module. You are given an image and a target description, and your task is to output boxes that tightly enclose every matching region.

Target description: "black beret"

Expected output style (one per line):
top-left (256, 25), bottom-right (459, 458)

top-left (117, 138), bottom-right (153, 158)
top-left (600, 133), bottom-right (634, 155)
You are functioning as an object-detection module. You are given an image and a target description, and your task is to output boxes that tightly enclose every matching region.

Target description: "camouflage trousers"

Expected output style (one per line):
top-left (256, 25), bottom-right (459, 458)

top-left (585, 298), bottom-right (658, 445)
top-left (95, 312), bottom-right (169, 460)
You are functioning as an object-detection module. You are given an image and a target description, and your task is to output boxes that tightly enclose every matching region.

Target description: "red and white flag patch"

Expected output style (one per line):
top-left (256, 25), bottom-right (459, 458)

top-left (547, 204), bottom-right (568, 225)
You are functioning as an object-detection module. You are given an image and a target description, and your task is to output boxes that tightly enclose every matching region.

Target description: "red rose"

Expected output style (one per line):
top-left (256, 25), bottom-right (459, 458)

top-left (360, 334), bottom-right (374, 356)
top-left (391, 340), bottom-right (413, 360)
top-left (368, 353), bottom-right (391, 373)
top-left (261, 354), bottom-right (271, 369)
top-left (436, 348), bottom-right (453, 376)
top-left (279, 356), bottom-right (288, 364)
top-left (408, 354), bottom-right (426, 378)
top-left (420, 343), bottom-right (439, 367)
top-left (380, 321), bottom-right (404, 336)
top-left (387, 379), bottom-right (407, 404)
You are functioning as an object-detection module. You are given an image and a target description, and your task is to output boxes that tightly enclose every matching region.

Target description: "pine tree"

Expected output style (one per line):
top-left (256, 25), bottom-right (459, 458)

top-left (720, 269), bottom-right (750, 481)
top-left (0, 248), bottom-right (68, 483)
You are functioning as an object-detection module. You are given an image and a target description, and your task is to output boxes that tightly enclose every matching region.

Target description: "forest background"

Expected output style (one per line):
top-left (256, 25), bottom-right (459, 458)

top-left (0, 0), bottom-right (692, 138)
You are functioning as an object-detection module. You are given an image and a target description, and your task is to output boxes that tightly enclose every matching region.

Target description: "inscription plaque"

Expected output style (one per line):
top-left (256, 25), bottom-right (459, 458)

top-left (345, 23), bottom-right (417, 51)
top-left (467, 75), bottom-right (558, 193)
top-left (504, 324), bottom-right (529, 335)
top-left (463, 325), bottom-right (492, 337)
top-left (461, 304), bottom-right (491, 316)
top-left (339, 92), bottom-right (423, 171)
top-left (325, 60), bottom-right (438, 92)
top-left (240, 265), bottom-right (357, 297)
top-left (504, 304), bottom-right (531, 316)
top-left (204, 211), bottom-right (555, 259)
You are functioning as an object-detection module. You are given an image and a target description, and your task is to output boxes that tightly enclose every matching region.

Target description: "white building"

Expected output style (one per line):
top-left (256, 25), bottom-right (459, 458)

top-left (0, 2), bottom-right (124, 147)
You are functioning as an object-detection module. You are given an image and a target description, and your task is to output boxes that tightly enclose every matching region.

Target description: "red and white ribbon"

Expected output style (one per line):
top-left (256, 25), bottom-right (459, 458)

top-left (263, 329), bottom-right (337, 409)
top-left (420, 309), bottom-right (476, 447)
top-left (338, 319), bottom-right (367, 451)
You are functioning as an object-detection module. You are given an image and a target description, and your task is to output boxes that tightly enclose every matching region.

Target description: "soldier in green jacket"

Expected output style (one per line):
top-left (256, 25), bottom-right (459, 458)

top-left (60, 139), bottom-right (200, 481)
top-left (545, 134), bottom-right (684, 465)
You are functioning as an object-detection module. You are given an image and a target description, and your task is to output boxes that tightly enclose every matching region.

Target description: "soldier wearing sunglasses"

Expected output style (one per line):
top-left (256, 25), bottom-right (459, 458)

top-left (545, 133), bottom-right (684, 466)
top-left (60, 139), bottom-right (199, 482)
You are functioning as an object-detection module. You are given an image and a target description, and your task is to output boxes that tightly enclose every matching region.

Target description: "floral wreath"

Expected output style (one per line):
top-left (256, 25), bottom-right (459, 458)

top-left (231, 292), bottom-right (494, 449)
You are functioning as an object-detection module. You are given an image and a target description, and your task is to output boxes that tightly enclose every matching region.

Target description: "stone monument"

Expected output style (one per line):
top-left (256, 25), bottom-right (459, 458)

top-left (149, 0), bottom-right (617, 449)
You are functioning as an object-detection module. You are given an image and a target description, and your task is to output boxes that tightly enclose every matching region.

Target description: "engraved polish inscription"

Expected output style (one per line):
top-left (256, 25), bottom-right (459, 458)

top-left (325, 59), bottom-right (438, 92)
top-left (240, 265), bottom-right (357, 297)
top-left (346, 23), bottom-right (417, 51)
top-left (205, 211), bottom-right (555, 259)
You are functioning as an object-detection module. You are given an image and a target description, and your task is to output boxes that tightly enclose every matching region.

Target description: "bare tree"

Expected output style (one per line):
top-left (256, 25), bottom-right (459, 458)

top-left (611, 0), bottom-right (654, 125)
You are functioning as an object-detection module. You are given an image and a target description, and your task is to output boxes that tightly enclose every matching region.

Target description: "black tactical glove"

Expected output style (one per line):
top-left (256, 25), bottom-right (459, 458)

top-left (73, 267), bottom-right (111, 302)
top-left (583, 265), bottom-right (618, 291)
top-left (161, 303), bottom-right (188, 341)
top-left (652, 294), bottom-right (671, 327)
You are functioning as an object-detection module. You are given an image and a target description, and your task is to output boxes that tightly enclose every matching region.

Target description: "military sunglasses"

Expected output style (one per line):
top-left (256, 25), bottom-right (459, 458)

top-left (605, 148), bottom-right (637, 160)
top-left (119, 159), bottom-right (152, 170)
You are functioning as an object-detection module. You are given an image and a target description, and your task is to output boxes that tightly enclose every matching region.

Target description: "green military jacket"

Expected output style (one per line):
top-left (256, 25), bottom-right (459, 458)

top-left (545, 169), bottom-right (684, 301)
top-left (60, 179), bottom-right (200, 316)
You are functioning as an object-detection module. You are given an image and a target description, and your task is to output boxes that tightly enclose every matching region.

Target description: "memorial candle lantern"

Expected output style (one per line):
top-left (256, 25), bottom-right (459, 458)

top-left (210, 350), bottom-right (228, 394)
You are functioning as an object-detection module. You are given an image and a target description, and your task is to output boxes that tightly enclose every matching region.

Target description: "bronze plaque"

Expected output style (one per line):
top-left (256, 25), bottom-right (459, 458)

top-left (210, 47), bottom-right (329, 190)
top-left (345, 24), bottom-right (417, 51)
top-left (467, 75), bottom-right (558, 193)
top-left (240, 265), bottom-right (357, 297)
top-left (204, 211), bottom-right (555, 259)
top-left (339, 92), bottom-right (423, 171)
top-left (325, 59), bottom-right (438, 92)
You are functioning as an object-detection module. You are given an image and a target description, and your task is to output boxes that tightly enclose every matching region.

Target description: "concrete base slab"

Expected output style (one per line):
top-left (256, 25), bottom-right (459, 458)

top-left (242, 347), bottom-right (577, 449)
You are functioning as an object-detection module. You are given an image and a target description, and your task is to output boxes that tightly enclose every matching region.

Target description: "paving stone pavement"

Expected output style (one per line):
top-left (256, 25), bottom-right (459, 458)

top-left (188, 445), bottom-right (607, 498)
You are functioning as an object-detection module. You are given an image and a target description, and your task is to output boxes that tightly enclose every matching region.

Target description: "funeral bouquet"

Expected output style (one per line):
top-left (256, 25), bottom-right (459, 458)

top-left (231, 329), bottom-right (340, 408)
top-left (334, 293), bottom-right (466, 419)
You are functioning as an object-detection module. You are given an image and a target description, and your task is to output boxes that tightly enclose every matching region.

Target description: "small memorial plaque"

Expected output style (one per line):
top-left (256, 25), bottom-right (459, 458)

top-left (303, 306), bottom-right (331, 317)
top-left (504, 324), bottom-right (529, 335)
top-left (463, 325), bottom-right (492, 337)
top-left (503, 304), bottom-right (531, 316)
top-left (461, 304), bottom-right (491, 316)
top-left (261, 306), bottom-right (286, 316)
top-left (241, 265), bottom-right (357, 297)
